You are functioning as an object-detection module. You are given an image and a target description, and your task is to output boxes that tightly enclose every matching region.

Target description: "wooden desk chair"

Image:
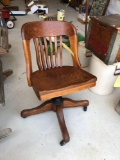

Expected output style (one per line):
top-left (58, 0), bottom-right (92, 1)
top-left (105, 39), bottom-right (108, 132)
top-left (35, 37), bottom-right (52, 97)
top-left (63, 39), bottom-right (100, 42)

top-left (21, 21), bottom-right (97, 146)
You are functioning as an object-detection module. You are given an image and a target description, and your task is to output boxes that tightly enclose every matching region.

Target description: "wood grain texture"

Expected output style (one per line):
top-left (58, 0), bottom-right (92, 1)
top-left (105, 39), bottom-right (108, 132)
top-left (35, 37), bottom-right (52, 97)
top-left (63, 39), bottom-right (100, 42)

top-left (21, 21), bottom-right (97, 145)
top-left (90, 14), bottom-right (120, 33)
top-left (31, 66), bottom-right (96, 100)
top-left (87, 14), bottom-right (120, 65)
top-left (56, 103), bottom-right (70, 144)
top-left (21, 97), bottom-right (89, 144)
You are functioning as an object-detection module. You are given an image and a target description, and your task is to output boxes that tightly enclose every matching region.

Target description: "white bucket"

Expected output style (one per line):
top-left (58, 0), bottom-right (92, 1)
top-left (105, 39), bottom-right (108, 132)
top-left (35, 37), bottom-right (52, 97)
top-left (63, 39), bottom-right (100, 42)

top-left (78, 42), bottom-right (91, 68)
top-left (89, 54), bottom-right (118, 95)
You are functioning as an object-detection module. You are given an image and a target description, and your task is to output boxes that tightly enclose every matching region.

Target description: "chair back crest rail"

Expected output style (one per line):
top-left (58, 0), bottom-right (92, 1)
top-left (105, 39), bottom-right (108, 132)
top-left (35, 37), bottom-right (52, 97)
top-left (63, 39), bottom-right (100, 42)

top-left (21, 21), bottom-right (81, 86)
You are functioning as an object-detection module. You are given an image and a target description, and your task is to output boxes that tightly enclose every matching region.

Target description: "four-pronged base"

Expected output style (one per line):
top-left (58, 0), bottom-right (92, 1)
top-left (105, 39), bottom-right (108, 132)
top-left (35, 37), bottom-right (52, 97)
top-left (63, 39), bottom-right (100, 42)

top-left (21, 97), bottom-right (89, 146)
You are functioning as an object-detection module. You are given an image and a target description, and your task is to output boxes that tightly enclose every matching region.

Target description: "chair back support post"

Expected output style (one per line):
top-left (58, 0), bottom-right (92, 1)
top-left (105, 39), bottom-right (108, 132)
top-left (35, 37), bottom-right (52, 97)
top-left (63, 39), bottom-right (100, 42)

top-left (21, 21), bottom-right (81, 86)
top-left (22, 40), bottom-right (32, 86)
top-left (69, 35), bottom-right (81, 68)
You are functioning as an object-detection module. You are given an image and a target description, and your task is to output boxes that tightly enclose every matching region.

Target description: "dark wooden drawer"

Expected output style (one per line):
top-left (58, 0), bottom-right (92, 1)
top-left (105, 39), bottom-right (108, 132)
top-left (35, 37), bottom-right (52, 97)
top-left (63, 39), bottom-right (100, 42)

top-left (86, 14), bottom-right (120, 65)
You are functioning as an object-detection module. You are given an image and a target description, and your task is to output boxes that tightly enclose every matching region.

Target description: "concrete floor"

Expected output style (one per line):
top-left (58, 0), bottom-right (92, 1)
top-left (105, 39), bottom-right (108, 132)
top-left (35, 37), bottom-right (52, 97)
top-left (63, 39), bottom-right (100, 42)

top-left (0, 0), bottom-right (120, 160)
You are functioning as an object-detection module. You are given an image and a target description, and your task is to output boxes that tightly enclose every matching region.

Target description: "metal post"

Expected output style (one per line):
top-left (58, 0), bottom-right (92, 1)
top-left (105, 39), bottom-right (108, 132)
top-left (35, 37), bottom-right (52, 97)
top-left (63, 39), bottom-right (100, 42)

top-left (85, 0), bottom-right (89, 43)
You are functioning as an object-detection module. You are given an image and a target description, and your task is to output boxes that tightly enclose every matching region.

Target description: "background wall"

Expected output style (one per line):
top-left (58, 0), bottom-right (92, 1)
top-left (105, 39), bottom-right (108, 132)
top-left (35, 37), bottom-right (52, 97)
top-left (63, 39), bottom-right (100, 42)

top-left (106, 0), bottom-right (120, 15)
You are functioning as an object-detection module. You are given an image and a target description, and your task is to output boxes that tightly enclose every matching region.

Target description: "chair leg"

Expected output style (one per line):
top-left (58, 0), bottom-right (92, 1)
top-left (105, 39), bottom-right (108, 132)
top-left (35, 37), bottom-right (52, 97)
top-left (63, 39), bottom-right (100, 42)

top-left (52, 97), bottom-right (70, 146)
top-left (21, 97), bottom-right (88, 145)
top-left (63, 98), bottom-right (89, 111)
top-left (21, 100), bottom-right (53, 118)
top-left (56, 104), bottom-right (70, 146)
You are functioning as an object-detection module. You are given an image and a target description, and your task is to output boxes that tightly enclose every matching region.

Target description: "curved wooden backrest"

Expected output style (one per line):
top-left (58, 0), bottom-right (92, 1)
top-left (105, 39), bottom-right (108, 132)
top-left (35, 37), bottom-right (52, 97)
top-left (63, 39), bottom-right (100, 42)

top-left (21, 21), bottom-right (81, 86)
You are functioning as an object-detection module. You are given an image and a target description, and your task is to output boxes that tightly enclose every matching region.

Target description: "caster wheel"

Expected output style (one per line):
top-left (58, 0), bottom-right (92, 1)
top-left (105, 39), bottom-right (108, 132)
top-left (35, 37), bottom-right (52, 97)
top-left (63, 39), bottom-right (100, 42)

top-left (60, 140), bottom-right (66, 146)
top-left (6, 20), bottom-right (15, 29)
top-left (22, 116), bottom-right (27, 118)
top-left (21, 111), bottom-right (27, 118)
top-left (83, 106), bottom-right (87, 111)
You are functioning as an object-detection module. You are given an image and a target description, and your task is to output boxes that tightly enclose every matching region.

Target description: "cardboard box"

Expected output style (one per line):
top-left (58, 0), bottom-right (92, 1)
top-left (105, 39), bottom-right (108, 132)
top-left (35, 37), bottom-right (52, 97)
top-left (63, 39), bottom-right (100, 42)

top-left (27, 1), bottom-right (48, 14)
top-left (28, 1), bottom-right (38, 13)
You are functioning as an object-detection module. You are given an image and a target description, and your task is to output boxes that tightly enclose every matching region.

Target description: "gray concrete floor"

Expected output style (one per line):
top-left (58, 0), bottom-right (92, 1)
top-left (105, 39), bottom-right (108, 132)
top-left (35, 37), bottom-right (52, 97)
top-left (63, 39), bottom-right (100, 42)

top-left (0, 0), bottom-right (120, 160)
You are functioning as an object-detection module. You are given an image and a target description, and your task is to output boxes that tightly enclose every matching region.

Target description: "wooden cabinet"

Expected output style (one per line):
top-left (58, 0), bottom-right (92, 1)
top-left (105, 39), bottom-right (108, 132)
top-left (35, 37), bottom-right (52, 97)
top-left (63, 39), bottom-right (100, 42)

top-left (86, 14), bottom-right (120, 65)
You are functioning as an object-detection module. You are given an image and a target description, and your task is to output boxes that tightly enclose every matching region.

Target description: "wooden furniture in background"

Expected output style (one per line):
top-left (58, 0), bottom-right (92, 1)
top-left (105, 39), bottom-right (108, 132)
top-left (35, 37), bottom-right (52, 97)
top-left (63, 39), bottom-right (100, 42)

top-left (60, 0), bottom-right (83, 8)
top-left (0, 12), bottom-right (13, 106)
top-left (21, 21), bottom-right (97, 145)
top-left (70, 0), bottom-right (83, 8)
top-left (0, 26), bottom-right (9, 55)
top-left (2, 0), bottom-right (10, 6)
top-left (80, 0), bottom-right (110, 43)
top-left (86, 14), bottom-right (120, 65)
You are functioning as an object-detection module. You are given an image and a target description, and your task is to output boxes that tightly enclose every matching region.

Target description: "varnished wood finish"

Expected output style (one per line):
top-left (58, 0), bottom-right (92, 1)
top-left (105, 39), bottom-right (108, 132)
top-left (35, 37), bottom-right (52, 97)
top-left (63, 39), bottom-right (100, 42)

top-left (21, 21), bottom-right (97, 145)
top-left (91, 14), bottom-right (120, 33)
top-left (87, 14), bottom-right (120, 65)
top-left (63, 98), bottom-right (89, 108)
top-left (21, 100), bottom-right (53, 118)
top-left (55, 104), bottom-right (70, 144)
top-left (21, 21), bottom-right (81, 87)
top-left (21, 97), bottom-right (89, 144)
top-left (31, 66), bottom-right (96, 100)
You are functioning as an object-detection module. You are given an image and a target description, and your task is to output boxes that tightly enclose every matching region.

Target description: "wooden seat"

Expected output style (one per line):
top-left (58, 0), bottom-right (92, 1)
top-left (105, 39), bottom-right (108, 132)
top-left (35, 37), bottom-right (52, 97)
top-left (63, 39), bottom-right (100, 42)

top-left (21, 21), bottom-right (97, 146)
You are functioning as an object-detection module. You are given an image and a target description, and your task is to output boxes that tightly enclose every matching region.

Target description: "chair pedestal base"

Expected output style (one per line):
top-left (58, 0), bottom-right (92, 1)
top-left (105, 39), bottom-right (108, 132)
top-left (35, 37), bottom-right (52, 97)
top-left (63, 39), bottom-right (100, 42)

top-left (21, 97), bottom-right (89, 145)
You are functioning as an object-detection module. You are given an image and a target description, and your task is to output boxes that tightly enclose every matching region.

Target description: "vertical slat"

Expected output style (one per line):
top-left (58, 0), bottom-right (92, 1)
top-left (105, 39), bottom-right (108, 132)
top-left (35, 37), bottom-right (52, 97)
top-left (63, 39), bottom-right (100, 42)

top-left (54, 36), bottom-right (58, 67)
top-left (43, 37), bottom-right (50, 69)
top-left (60, 36), bottom-right (63, 67)
top-left (38, 38), bottom-right (47, 70)
top-left (33, 38), bottom-right (43, 70)
top-left (49, 37), bottom-right (54, 68)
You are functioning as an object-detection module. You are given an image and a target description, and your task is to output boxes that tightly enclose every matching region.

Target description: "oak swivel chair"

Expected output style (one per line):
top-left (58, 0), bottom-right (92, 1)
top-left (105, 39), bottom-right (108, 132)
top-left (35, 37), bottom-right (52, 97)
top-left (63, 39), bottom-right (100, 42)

top-left (21, 21), bottom-right (97, 146)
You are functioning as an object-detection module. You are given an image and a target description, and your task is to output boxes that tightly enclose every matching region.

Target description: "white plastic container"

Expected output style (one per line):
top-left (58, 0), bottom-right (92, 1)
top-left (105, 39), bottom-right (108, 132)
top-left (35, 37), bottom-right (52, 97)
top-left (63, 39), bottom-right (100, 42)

top-left (89, 54), bottom-right (118, 95)
top-left (78, 42), bottom-right (91, 68)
